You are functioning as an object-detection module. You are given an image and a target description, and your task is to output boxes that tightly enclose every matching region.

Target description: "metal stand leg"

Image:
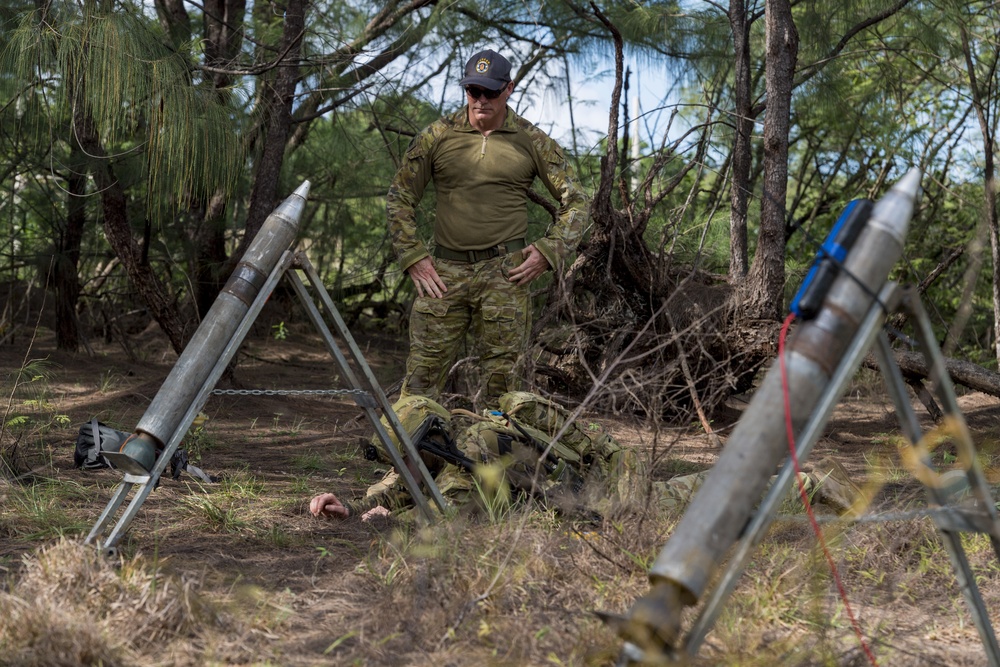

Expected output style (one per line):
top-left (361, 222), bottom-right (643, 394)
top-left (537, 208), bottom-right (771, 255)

top-left (287, 253), bottom-right (447, 518)
top-left (86, 248), bottom-right (447, 552)
top-left (647, 284), bottom-right (1000, 665)
top-left (86, 250), bottom-right (297, 552)
top-left (873, 289), bottom-right (1000, 665)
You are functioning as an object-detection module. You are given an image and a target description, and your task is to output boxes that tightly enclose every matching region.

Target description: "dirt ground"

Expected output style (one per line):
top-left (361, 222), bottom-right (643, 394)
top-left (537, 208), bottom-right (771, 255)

top-left (3, 323), bottom-right (1000, 666)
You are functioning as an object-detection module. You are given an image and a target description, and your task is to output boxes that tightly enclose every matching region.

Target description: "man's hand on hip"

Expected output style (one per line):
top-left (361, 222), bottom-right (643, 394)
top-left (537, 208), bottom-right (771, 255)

top-left (508, 244), bottom-right (549, 285)
top-left (407, 256), bottom-right (448, 298)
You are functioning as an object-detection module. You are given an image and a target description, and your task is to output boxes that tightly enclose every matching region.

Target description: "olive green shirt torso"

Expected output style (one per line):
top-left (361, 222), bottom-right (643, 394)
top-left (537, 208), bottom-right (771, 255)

top-left (386, 107), bottom-right (588, 272)
top-left (429, 127), bottom-right (538, 250)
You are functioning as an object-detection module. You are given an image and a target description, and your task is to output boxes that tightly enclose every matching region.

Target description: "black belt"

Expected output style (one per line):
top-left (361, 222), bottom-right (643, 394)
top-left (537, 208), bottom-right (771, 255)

top-left (434, 238), bottom-right (526, 263)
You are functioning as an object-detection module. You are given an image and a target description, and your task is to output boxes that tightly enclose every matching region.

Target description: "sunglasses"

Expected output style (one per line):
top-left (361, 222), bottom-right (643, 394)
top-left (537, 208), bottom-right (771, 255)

top-left (465, 85), bottom-right (506, 100)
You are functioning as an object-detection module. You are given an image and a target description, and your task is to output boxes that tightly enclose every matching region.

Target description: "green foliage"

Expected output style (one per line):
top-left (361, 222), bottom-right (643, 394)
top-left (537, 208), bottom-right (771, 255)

top-left (183, 422), bottom-right (215, 463)
top-left (220, 469), bottom-right (266, 499)
top-left (1, 358), bottom-right (65, 477)
top-left (0, 0), bottom-right (999, 369)
top-left (471, 470), bottom-right (515, 525)
top-left (2, 2), bottom-right (243, 221)
top-left (285, 98), bottom-right (444, 313)
top-left (0, 478), bottom-right (91, 539)
top-left (291, 452), bottom-right (326, 472)
top-left (177, 471), bottom-right (266, 533)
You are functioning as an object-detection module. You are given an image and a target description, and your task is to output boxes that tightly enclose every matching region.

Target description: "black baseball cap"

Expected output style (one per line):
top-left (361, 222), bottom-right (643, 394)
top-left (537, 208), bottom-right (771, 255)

top-left (459, 49), bottom-right (512, 91)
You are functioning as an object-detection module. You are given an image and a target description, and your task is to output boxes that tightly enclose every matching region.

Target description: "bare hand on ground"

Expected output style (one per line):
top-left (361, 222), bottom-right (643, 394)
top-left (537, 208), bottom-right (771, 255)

top-left (361, 506), bottom-right (391, 522)
top-left (310, 493), bottom-right (349, 519)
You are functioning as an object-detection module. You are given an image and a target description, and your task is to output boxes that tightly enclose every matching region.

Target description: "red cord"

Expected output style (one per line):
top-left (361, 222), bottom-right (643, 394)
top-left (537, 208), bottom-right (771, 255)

top-left (779, 312), bottom-right (879, 666)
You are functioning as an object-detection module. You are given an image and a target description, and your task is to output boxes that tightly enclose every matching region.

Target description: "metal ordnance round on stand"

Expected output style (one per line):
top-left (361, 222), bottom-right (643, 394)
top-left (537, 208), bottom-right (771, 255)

top-left (103, 182), bottom-right (310, 475)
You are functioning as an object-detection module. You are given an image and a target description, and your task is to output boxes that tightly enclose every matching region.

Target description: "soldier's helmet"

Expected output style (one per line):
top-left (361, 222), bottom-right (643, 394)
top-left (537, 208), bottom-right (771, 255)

top-left (370, 395), bottom-right (455, 474)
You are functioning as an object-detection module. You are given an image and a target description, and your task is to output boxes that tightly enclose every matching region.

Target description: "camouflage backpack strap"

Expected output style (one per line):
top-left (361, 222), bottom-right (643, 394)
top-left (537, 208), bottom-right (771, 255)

top-left (87, 418), bottom-right (103, 468)
top-left (496, 391), bottom-right (646, 503)
top-left (498, 391), bottom-right (597, 461)
top-left (455, 413), bottom-right (586, 500)
top-left (454, 418), bottom-right (523, 465)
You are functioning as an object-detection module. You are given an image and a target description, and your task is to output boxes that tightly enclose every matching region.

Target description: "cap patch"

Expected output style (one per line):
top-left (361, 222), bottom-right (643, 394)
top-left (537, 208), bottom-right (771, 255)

top-left (475, 58), bottom-right (491, 73)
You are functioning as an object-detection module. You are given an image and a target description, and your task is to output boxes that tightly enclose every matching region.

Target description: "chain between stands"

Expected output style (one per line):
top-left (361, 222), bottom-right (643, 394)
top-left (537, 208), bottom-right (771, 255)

top-left (211, 388), bottom-right (369, 397)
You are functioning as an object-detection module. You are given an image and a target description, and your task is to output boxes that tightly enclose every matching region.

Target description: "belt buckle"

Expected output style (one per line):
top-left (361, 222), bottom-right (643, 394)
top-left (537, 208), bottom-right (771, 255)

top-left (471, 246), bottom-right (499, 263)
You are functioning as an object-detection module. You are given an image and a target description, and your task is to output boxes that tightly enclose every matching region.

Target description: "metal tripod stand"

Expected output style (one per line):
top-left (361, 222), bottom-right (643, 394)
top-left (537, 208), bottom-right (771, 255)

top-left (624, 282), bottom-right (1000, 665)
top-left (86, 250), bottom-right (448, 554)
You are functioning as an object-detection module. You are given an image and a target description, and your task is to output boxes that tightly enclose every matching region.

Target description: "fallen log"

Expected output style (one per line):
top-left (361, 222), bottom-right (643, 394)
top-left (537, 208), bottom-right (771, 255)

top-left (864, 349), bottom-right (1000, 400)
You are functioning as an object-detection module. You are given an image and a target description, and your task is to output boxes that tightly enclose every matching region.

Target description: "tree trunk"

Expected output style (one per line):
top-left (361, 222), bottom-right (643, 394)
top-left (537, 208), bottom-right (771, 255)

top-left (740, 0), bottom-right (798, 321)
top-left (203, 0), bottom-right (248, 90)
top-left (159, 0), bottom-right (245, 317)
top-left (986, 154), bottom-right (1000, 365)
top-left (236, 0), bottom-right (306, 261)
top-left (73, 107), bottom-right (189, 354)
top-left (728, 0), bottom-right (753, 280)
top-left (867, 349), bottom-right (1000, 399)
top-left (153, 0), bottom-right (191, 46)
top-left (194, 193), bottom-right (231, 317)
top-left (54, 142), bottom-right (87, 351)
top-left (959, 21), bottom-right (1000, 366)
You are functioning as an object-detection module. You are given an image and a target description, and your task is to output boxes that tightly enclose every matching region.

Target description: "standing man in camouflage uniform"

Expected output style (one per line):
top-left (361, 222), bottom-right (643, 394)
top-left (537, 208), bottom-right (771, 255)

top-left (386, 49), bottom-right (589, 408)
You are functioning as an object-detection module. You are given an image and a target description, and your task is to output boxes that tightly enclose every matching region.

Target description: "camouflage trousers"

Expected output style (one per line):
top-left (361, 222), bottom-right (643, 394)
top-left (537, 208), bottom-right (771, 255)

top-left (401, 251), bottom-right (529, 408)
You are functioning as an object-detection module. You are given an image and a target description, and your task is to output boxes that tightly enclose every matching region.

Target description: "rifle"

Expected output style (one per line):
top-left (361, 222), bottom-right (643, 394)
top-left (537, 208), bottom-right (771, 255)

top-left (371, 413), bottom-right (587, 498)
top-left (410, 416), bottom-right (478, 472)
top-left (501, 411), bottom-right (586, 494)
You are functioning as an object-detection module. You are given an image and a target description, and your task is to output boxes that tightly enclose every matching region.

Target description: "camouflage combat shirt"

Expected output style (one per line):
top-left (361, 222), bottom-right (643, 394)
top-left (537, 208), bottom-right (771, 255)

top-left (386, 106), bottom-right (590, 273)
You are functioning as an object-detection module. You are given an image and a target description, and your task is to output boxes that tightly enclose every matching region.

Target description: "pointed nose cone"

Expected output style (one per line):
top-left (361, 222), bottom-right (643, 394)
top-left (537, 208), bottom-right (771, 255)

top-left (274, 180), bottom-right (311, 223)
top-left (292, 180), bottom-right (311, 200)
top-left (892, 167), bottom-right (922, 201)
top-left (869, 167), bottom-right (922, 245)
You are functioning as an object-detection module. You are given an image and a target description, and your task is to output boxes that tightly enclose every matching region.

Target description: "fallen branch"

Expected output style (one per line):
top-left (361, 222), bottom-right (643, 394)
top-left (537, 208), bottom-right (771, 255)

top-left (667, 312), bottom-right (722, 447)
top-left (864, 349), bottom-right (1000, 399)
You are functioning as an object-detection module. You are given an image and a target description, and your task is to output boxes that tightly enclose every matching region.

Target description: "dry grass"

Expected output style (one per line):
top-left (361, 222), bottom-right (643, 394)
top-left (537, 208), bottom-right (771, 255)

top-left (3, 331), bottom-right (1000, 666)
top-left (0, 538), bottom-right (251, 666)
top-left (2, 481), bottom-right (999, 666)
top-left (284, 502), bottom-right (667, 665)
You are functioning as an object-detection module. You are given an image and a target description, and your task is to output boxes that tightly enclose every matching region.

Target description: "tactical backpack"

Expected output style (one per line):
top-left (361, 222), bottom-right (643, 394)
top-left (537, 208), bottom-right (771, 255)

top-left (492, 392), bottom-right (645, 507)
top-left (498, 391), bottom-right (622, 463)
top-left (73, 419), bottom-right (129, 470)
top-left (453, 416), bottom-right (587, 502)
top-left (73, 419), bottom-right (217, 483)
top-left (367, 395), bottom-right (583, 480)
